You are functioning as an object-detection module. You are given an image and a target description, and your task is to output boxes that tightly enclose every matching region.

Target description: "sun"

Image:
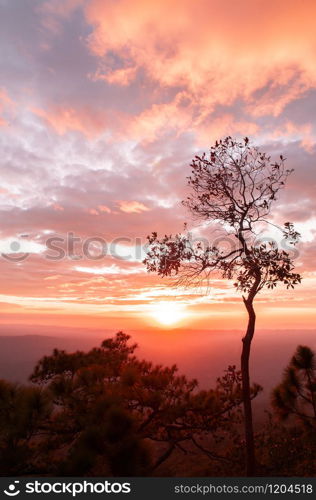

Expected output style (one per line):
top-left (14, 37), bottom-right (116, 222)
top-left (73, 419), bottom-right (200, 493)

top-left (150, 301), bottom-right (187, 326)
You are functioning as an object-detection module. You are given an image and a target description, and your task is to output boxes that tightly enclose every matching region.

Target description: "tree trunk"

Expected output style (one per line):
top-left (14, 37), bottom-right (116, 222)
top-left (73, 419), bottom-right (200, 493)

top-left (241, 298), bottom-right (256, 476)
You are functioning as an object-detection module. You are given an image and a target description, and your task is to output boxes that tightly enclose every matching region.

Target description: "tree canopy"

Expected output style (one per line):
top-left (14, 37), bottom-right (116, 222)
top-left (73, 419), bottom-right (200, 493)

top-left (144, 137), bottom-right (301, 295)
top-left (1, 336), bottom-right (316, 476)
top-left (0, 332), bottom-right (259, 476)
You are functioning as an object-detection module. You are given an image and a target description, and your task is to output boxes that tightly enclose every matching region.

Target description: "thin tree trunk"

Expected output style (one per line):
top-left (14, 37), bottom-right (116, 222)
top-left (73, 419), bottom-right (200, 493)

top-left (306, 370), bottom-right (316, 419)
top-left (241, 298), bottom-right (256, 476)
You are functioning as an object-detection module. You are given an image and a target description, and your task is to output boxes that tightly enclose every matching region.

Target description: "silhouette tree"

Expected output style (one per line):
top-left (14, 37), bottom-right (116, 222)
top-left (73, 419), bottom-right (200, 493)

top-left (0, 332), bottom-right (260, 476)
top-left (0, 380), bottom-right (52, 475)
top-left (144, 137), bottom-right (301, 475)
top-left (272, 345), bottom-right (316, 423)
top-left (27, 332), bottom-right (259, 476)
top-left (256, 345), bottom-right (316, 476)
top-left (256, 413), bottom-right (316, 476)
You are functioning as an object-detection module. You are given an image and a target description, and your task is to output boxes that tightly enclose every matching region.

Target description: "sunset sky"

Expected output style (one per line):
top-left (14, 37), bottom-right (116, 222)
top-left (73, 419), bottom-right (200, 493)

top-left (0, 0), bottom-right (316, 333)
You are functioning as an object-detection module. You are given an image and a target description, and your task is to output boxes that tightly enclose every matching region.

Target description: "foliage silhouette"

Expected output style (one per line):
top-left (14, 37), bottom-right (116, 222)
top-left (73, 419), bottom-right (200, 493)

top-left (2, 337), bottom-right (316, 476)
top-left (254, 345), bottom-right (316, 477)
top-left (257, 413), bottom-right (316, 476)
top-left (272, 345), bottom-right (316, 423)
top-left (144, 136), bottom-right (301, 475)
top-left (0, 380), bottom-right (52, 475)
top-left (0, 332), bottom-right (259, 476)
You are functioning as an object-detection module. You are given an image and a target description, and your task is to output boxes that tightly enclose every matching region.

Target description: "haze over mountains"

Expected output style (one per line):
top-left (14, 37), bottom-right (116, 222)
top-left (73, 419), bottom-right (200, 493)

top-left (1, 325), bottom-right (315, 405)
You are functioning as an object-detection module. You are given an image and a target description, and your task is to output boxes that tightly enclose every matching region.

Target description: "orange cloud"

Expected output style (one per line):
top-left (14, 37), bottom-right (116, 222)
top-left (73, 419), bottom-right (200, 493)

top-left (32, 106), bottom-right (108, 137)
top-left (91, 66), bottom-right (137, 86)
top-left (195, 114), bottom-right (259, 147)
top-left (88, 208), bottom-right (99, 215)
top-left (118, 201), bottom-right (150, 214)
top-left (128, 92), bottom-right (193, 141)
top-left (85, 0), bottom-right (316, 125)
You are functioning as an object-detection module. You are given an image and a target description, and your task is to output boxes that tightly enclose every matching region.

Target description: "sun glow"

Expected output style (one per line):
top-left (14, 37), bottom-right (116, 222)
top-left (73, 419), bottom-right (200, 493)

top-left (150, 301), bottom-right (187, 326)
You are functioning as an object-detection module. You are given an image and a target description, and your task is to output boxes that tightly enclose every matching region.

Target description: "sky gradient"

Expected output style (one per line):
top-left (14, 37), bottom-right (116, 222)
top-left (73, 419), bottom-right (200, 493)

top-left (0, 0), bottom-right (316, 332)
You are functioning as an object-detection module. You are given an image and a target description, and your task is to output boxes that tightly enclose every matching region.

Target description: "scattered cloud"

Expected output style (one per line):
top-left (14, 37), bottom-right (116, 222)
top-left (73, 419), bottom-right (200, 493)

top-left (0, 0), bottom-right (315, 327)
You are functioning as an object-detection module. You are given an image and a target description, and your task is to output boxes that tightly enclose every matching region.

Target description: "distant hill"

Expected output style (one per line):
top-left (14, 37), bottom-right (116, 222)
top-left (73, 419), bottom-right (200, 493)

top-left (0, 334), bottom-right (105, 383)
top-left (0, 326), bottom-right (315, 413)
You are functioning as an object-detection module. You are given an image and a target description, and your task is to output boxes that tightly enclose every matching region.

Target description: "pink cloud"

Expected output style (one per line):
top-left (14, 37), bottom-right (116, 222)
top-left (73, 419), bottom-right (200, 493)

top-left (98, 205), bottom-right (112, 214)
top-left (38, 0), bottom-right (86, 33)
top-left (0, 0), bottom-right (315, 328)
top-left (0, 88), bottom-right (13, 126)
top-left (273, 122), bottom-right (315, 153)
top-left (52, 203), bottom-right (64, 211)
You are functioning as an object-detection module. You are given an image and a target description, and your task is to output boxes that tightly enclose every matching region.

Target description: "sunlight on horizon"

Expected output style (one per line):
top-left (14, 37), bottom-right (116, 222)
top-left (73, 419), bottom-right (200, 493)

top-left (149, 301), bottom-right (188, 326)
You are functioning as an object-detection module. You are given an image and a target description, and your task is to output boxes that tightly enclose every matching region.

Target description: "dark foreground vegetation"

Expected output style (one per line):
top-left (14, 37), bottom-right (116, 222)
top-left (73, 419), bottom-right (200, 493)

top-left (0, 332), bottom-right (315, 477)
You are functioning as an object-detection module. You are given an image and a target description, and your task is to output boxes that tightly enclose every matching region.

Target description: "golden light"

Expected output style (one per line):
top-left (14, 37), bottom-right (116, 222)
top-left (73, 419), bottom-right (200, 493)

top-left (150, 301), bottom-right (187, 326)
